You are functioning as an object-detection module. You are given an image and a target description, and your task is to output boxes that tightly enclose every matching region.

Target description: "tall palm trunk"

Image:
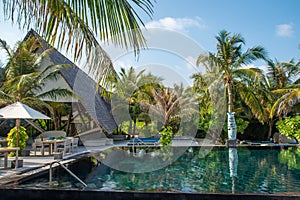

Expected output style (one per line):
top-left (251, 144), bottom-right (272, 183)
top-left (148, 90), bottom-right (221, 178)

top-left (128, 119), bottom-right (133, 135)
top-left (267, 120), bottom-right (274, 140)
top-left (227, 81), bottom-right (233, 113)
top-left (227, 81), bottom-right (237, 141)
top-left (133, 119), bottom-right (137, 135)
top-left (53, 109), bottom-right (61, 130)
top-left (66, 104), bottom-right (72, 135)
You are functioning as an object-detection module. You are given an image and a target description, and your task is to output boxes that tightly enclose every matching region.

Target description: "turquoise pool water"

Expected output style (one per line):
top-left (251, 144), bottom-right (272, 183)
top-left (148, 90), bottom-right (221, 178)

top-left (21, 147), bottom-right (300, 194)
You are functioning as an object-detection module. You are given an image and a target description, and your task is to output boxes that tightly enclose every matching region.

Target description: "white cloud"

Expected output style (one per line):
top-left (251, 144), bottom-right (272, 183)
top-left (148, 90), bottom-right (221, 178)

top-left (145, 17), bottom-right (205, 32)
top-left (113, 59), bottom-right (135, 72)
top-left (242, 64), bottom-right (268, 74)
top-left (276, 23), bottom-right (294, 37)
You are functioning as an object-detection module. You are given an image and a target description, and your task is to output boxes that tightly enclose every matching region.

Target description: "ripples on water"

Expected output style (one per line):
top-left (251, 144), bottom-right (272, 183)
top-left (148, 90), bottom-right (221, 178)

top-left (21, 147), bottom-right (300, 194)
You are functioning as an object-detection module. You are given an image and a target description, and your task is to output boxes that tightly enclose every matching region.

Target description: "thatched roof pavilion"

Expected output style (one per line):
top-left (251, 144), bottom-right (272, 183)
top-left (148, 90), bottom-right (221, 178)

top-left (23, 29), bottom-right (117, 134)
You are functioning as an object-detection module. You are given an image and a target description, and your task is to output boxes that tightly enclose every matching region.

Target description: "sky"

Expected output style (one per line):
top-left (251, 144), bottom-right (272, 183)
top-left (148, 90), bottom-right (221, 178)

top-left (149, 0), bottom-right (300, 60)
top-left (0, 0), bottom-right (299, 86)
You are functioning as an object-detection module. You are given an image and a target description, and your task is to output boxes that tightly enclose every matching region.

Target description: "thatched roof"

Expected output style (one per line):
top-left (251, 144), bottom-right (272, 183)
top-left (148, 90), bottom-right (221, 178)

top-left (23, 29), bottom-right (117, 134)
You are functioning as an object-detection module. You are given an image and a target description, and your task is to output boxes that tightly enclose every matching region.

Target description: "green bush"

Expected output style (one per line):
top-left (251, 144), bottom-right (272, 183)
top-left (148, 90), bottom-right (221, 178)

top-left (276, 116), bottom-right (300, 142)
top-left (160, 126), bottom-right (173, 146)
top-left (7, 126), bottom-right (29, 156)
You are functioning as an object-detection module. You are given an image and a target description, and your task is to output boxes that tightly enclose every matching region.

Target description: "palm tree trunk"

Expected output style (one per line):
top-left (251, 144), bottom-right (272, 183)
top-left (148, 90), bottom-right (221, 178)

top-left (53, 109), bottom-right (59, 130)
top-left (267, 120), bottom-right (274, 140)
top-left (128, 119), bottom-right (133, 135)
top-left (227, 82), bottom-right (237, 142)
top-left (227, 82), bottom-right (233, 112)
top-left (66, 103), bottom-right (73, 136)
top-left (133, 119), bottom-right (137, 135)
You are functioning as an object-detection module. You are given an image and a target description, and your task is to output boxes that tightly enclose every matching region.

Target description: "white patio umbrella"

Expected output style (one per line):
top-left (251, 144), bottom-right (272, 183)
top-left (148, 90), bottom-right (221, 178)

top-left (0, 102), bottom-right (50, 147)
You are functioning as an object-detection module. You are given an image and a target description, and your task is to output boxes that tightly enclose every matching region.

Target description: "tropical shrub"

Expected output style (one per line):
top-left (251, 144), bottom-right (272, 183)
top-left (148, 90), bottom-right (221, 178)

top-left (7, 126), bottom-right (29, 156)
top-left (160, 126), bottom-right (173, 146)
top-left (276, 116), bottom-right (300, 141)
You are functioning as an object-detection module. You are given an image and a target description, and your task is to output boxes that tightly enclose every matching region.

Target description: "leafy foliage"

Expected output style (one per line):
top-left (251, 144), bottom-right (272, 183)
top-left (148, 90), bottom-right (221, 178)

top-left (223, 117), bottom-right (249, 135)
top-left (0, 37), bottom-right (74, 105)
top-left (159, 126), bottom-right (173, 146)
top-left (276, 116), bottom-right (300, 141)
top-left (110, 66), bottom-right (161, 135)
top-left (1, 0), bottom-right (154, 87)
top-left (7, 126), bottom-right (29, 156)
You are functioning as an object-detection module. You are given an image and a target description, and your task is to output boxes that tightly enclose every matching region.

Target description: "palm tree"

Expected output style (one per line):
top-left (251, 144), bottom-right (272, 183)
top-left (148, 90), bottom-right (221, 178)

top-left (0, 0), bottom-right (154, 87)
top-left (197, 30), bottom-right (268, 141)
top-left (191, 72), bottom-right (217, 141)
top-left (111, 66), bottom-right (161, 135)
top-left (261, 59), bottom-right (300, 139)
top-left (266, 45), bottom-right (300, 120)
top-left (270, 86), bottom-right (300, 118)
top-left (0, 37), bottom-right (73, 146)
top-left (147, 84), bottom-right (198, 134)
top-left (267, 59), bottom-right (300, 90)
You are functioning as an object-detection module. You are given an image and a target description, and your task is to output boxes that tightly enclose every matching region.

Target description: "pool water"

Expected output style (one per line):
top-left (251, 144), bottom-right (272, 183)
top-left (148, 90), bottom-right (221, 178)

top-left (21, 147), bottom-right (300, 194)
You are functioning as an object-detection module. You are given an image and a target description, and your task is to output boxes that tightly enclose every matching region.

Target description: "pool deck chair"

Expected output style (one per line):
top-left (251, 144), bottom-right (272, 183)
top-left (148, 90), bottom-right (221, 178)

top-left (127, 138), bottom-right (160, 146)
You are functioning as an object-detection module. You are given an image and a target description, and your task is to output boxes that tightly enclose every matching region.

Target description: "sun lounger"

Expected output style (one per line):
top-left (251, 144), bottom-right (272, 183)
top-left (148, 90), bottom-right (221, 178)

top-left (127, 138), bottom-right (160, 146)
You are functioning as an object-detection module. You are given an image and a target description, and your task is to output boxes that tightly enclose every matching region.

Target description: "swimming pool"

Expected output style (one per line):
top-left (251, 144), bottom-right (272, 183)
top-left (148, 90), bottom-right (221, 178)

top-left (18, 146), bottom-right (300, 195)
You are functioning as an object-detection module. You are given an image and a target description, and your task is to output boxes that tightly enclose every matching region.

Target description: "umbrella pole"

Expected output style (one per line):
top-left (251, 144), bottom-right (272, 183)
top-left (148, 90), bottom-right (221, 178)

top-left (15, 118), bottom-right (20, 148)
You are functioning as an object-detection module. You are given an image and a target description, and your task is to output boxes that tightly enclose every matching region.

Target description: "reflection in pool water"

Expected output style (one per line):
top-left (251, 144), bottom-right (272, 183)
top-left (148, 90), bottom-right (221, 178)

top-left (20, 147), bottom-right (300, 194)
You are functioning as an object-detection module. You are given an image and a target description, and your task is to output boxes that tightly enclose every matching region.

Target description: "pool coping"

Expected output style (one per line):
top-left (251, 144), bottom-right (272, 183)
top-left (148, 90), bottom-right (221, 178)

top-left (0, 187), bottom-right (299, 200)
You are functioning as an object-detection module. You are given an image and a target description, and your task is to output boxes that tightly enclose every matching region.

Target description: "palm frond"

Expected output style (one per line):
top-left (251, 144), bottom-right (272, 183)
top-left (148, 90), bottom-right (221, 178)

top-left (270, 88), bottom-right (300, 117)
top-left (2, 0), bottom-right (154, 86)
top-left (0, 91), bottom-right (14, 104)
top-left (0, 38), bottom-right (13, 58)
top-left (37, 64), bottom-right (69, 82)
top-left (21, 97), bottom-right (52, 111)
top-left (236, 82), bottom-right (265, 123)
top-left (36, 88), bottom-right (76, 101)
top-left (234, 67), bottom-right (265, 86)
top-left (236, 46), bottom-right (268, 66)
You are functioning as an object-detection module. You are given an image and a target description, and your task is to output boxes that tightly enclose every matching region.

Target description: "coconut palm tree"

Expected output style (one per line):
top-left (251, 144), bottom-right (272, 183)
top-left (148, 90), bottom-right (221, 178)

top-left (0, 37), bottom-right (73, 104)
top-left (0, 37), bottom-right (74, 145)
top-left (0, 0), bottom-right (154, 87)
top-left (267, 59), bottom-right (300, 90)
top-left (111, 66), bottom-right (161, 135)
top-left (270, 86), bottom-right (300, 118)
top-left (147, 84), bottom-right (198, 134)
top-left (268, 59), bottom-right (300, 118)
top-left (197, 30), bottom-right (268, 141)
top-left (258, 59), bottom-right (300, 139)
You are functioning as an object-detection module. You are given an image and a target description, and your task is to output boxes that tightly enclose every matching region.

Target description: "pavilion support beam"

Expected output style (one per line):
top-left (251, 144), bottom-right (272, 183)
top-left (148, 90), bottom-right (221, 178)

top-left (24, 119), bottom-right (45, 133)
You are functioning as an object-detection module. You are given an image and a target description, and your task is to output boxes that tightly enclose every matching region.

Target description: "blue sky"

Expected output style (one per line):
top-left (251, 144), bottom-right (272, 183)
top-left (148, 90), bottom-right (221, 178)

top-left (111, 0), bottom-right (300, 86)
top-left (149, 0), bottom-right (299, 61)
top-left (0, 0), bottom-right (299, 86)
